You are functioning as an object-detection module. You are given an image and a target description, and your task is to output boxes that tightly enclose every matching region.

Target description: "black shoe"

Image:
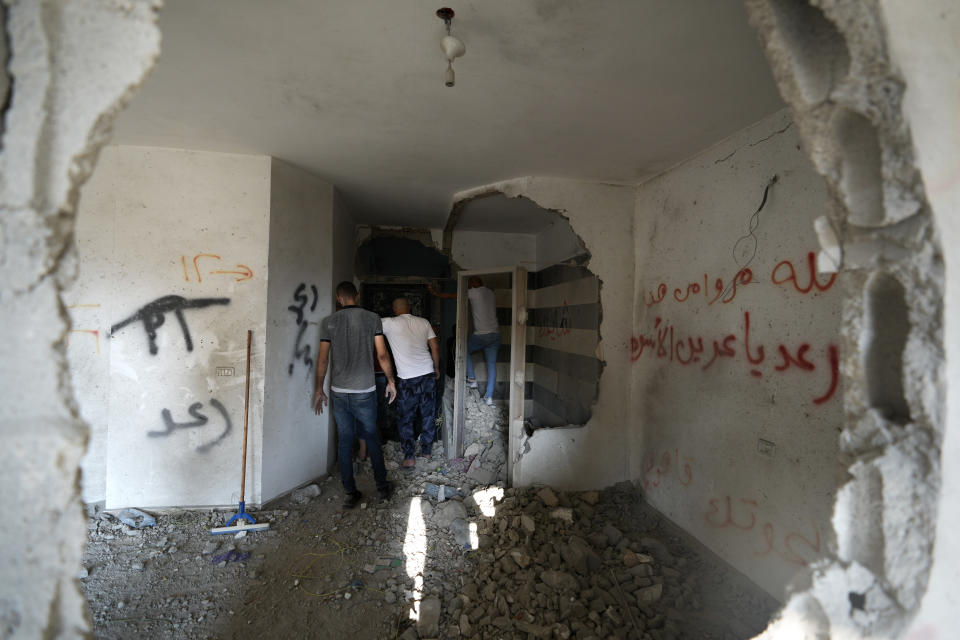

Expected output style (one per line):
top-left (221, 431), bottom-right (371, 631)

top-left (377, 482), bottom-right (393, 502)
top-left (342, 491), bottom-right (362, 509)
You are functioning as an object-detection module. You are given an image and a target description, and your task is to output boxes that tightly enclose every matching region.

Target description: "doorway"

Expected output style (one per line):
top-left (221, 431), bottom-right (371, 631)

top-left (449, 266), bottom-right (527, 487)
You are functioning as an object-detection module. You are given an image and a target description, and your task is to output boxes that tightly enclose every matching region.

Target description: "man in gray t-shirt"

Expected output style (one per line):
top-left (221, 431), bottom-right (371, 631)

top-left (314, 281), bottom-right (397, 508)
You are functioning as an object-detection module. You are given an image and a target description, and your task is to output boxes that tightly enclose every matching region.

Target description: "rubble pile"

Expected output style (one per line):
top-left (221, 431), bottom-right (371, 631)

top-left (411, 483), bottom-right (774, 640)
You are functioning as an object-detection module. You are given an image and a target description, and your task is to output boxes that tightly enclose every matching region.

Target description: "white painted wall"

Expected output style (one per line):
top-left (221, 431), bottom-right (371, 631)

top-left (68, 146), bottom-right (271, 509)
top-left (452, 230), bottom-right (537, 270)
top-left (261, 160), bottom-right (337, 503)
top-left (455, 178), bottom-right (637, 490)
top-left (631, 109), bottom-right (840, 601)
top-left (535, 217), bottom-right (587, 269)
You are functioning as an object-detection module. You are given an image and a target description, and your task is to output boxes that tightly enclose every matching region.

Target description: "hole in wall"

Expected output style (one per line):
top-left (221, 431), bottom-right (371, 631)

top-left (767, 0), bottom-right (851, 104)
top-left (831, 108), bottom-right (886, 227)
top-left (450, 193), bottom-right (601, 430)
top-left (863, 272), bottom-right (911, 424)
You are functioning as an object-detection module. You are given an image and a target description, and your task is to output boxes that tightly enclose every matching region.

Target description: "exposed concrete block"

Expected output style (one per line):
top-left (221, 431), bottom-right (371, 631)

top-left (0, 2), bottom-right (161, 637)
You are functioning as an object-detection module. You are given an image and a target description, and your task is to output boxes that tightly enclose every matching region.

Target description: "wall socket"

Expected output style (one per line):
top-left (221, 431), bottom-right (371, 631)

top-left (757, 438), bottom-right (776, 457)
top-left (216, 367), bottom-right (235, 377)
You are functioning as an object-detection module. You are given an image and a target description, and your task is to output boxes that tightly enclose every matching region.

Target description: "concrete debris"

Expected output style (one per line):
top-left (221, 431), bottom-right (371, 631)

top-left (290, 484), bottom-right (322, 504)
top-left (538, 486), bottom-right (560, 507)
top-left (418, 596), bottom-right (442, 637)
top-left (79, 390), bottom-right (775, 639)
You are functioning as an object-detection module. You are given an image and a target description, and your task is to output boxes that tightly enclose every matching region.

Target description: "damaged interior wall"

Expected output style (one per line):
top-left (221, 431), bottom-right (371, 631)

top-left (0, 1), bottom-right (162, 636)
top-left (879, 2), bottom-right (960, 632)
top-left (261, 159), bottom-right (345, 503)
top-left (453, 179), bottom-right (636, 489)
top-left (526, 265), bottom-right (602, 428)
top-left (743, 0), bottom-right (949, 637)
top-left (630, 108), bottom-right (840, 601)
top-left (69, 149), bottom-right (348, 509)
top-left (68, 146), bottom-right (272, 509)
top-left (452, 230), bottom-right (536, 270)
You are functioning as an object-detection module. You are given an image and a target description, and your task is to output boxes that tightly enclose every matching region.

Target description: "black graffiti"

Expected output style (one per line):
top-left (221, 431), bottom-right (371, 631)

top-left (288, 321), bottom-right (314, 376)
top-left (110, 295), bottom-right (230, 355)
top-left (287, 283), bottom-right (318, 326)
top-left (150, 398), bottom-right (232, 453)
top-left (287, 283), bottom-right (318, 376)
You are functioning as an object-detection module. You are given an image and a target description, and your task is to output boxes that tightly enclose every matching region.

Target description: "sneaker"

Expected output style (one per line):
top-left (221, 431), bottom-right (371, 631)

top-left (342, 491), bottom-right (362, 509)
top-left (466, 378), bottom-right (478, 389)
top-left (484, 396), bottom-right (494, 406)
top-left (377, 482), bottom-right (393, 502)
top-left (401, 457), bottom-right (416, 469)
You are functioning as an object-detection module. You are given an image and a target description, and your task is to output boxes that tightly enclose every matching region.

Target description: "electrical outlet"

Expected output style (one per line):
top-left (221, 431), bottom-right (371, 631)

top-left (757, 438), bottom-right (776, 457)
top-left (216, 366), bottom-right (235, 377)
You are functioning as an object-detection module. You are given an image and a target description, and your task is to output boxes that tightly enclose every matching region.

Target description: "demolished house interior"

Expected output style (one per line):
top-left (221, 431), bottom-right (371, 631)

top-left (2, 1), bottom-right (959, 639)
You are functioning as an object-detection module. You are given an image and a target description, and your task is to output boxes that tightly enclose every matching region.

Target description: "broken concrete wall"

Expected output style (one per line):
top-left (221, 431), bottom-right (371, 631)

top-left (744, 0), bottom-right (948, 636)
top-left (0, 1), bottom-right (160, 636)
top-left (526, 265), bottom-right (602, 428)
top-left (261, 159), bottom-right (338, 502)
top-left (454, 178), bottom-right (636, 489)
top-left (880, 2), bottom-right (960, 635)
top-left (631, 108), bottom-right (840, 601)
top-left (452, 230), bottom-right (537, 270)
top-left (69, 146), bottom-right (271, 509)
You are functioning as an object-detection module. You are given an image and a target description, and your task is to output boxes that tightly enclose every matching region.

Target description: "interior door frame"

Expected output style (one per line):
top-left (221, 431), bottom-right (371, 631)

top-left (449, 266), bottom-right (527, 487)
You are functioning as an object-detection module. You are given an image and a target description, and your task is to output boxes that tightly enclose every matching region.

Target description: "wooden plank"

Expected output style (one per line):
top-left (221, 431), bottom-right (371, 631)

top-left (508, 265), bottom-right (528, 487)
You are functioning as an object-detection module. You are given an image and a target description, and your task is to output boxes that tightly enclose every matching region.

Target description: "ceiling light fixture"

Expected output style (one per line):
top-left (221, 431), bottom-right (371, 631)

top-left (436, 7), bottom-right (465, 87)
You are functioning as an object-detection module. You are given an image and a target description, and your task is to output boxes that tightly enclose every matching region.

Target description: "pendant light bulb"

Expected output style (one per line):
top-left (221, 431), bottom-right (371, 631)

top-left (445, 63), bottom-right (455, 87)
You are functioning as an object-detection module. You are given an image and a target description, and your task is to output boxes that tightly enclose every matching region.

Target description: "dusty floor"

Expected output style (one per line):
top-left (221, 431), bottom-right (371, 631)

top-left (81, 393), bottom-right (778, 639)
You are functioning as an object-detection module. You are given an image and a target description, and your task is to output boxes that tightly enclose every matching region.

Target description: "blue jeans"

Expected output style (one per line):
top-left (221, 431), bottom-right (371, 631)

top-left (466, 332), bottom-right (501, 399)
top-left (397, 373), bottom-right (436, 459)
top-left (332, 391), bottom-right (388, 494)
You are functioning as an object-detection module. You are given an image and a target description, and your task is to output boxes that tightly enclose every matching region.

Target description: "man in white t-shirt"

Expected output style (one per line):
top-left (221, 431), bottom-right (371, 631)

top-left (465, 276), bottom-right (501, 405)
top-left (381, 297), bottom-right (441, 468)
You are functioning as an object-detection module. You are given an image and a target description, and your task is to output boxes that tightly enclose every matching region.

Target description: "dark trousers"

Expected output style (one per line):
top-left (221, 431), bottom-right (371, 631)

top-left (396, 373), bottom-right (437, 458)
top-left (332, 391), bottom-right (388, 494)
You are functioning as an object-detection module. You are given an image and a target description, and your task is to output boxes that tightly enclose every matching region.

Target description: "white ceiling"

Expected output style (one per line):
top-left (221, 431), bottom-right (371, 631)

top-left (112, 0), bottom-right (783, 229)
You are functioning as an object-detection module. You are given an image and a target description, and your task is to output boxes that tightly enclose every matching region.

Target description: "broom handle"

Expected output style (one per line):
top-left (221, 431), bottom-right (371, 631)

top-left (240, 329), bottom-right (252, 502)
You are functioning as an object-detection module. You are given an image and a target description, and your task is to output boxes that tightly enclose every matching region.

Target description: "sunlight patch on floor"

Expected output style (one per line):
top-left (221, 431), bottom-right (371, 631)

top-left (403, 497), bottom-right (427, 621)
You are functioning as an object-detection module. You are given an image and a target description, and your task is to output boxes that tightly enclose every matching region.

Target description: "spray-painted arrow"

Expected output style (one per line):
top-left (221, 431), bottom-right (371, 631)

top-left (209, 264), bottom-right (254, 282)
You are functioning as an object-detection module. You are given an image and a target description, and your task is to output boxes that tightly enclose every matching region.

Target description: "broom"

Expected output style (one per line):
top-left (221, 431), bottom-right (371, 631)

top-left (211, 329), bottom-right (269, 535)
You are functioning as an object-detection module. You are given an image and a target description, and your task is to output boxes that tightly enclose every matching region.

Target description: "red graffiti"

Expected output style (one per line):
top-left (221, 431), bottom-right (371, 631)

top-left (708, 268), bottom-right (753, 306)
top-left (772, 252), bottom-right (836, 294)
top-left (706, 495), bottom-right (824, 568)
top-left (646, 283), bottom-right (668, 307)
top-left (642, 250), bottom-right (834, 310)
top-left (631, 312), bottom-right (840, 405)
top-left (756, 521), bottom-right (822, 567)
top-left (774, 343), bottom-right (815, 371)
top-left (705, 496), bottom-right (757, 530)
top-left (642, 449), bottom-right (694, 489)
top-left (630, 334), bottom-right (654, 362)
top-left (812, 344), bottom-right (840, 405)
top-left (66, 329), bottom-right (101, 355)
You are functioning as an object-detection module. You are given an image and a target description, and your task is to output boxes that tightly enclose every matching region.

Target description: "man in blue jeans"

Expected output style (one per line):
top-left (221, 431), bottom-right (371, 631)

top-left (314, 282), bottom-right (397, 508)
top-left (430, 276), bottom-right (500, 405)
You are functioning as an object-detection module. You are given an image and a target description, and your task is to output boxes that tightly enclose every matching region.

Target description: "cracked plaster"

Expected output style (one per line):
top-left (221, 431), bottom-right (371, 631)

top-left (0, 1), bottom-right (160, 637)
top-left (746, 0), bottom-right (947, 637)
